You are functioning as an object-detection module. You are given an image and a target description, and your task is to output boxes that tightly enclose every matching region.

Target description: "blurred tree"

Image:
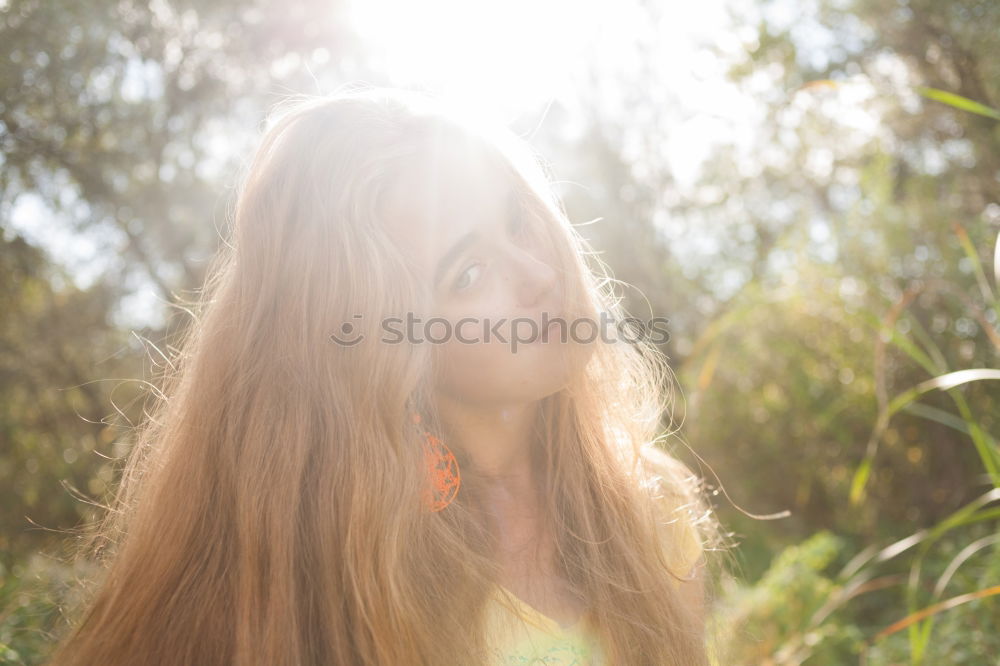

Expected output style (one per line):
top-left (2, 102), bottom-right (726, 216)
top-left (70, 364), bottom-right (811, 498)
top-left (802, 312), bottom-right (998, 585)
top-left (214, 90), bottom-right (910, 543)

top-left (1, 0), bottom-right (361, 303)
top-left (0, 232), bottom-right (132, 567)
top-left (688, 0), bottom-right (1000, 544)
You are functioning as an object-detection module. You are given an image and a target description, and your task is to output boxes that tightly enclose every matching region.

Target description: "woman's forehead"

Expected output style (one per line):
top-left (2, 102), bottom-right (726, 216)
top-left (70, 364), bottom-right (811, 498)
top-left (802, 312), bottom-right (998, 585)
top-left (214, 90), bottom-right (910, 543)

top-left (379, 145), bottom-right (512, 279)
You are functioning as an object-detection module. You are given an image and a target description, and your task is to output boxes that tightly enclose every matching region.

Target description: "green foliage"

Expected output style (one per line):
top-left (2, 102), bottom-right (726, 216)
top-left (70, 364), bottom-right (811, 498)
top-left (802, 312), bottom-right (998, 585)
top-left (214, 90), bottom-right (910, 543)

top-left (863, 520), bottom-right (1000, 664)
top-left (713, 531), bottom-right (865, 664)
top-left (0, 555), bottom-right (76, 666)
top-left (713, 526), bottom-right (1000, 664)
top-left (654, 0), bottom-right (1000, 663)
top-left (0, 233), bottom-right (136, 561)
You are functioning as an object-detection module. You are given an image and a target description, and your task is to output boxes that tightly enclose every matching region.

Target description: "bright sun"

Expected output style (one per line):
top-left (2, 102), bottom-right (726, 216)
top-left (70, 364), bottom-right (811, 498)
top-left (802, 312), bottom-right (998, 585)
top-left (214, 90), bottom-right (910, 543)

top-left (346, 0), bottom-right (609, 122)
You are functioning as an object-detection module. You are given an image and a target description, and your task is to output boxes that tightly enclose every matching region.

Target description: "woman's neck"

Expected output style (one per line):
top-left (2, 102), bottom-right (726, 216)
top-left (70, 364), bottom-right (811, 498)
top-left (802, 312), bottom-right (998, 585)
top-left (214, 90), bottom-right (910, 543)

top-left (434, 396), bottom-right (544, 524)
top-left (434, 395), bottom-right (563, 599)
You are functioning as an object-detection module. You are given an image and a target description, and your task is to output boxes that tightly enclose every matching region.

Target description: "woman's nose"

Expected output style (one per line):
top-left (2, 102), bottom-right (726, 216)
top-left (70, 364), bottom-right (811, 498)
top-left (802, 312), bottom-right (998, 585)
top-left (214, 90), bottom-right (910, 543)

top-left (508, 245), bottom-right (559, 308)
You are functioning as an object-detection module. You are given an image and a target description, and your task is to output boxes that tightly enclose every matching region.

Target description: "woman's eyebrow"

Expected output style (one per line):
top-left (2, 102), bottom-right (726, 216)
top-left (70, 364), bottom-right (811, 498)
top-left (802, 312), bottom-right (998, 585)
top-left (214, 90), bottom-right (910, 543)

top-left (433, 230), bottom-right (479, 288)
top-left (432, 185), bottom-right (517, 289)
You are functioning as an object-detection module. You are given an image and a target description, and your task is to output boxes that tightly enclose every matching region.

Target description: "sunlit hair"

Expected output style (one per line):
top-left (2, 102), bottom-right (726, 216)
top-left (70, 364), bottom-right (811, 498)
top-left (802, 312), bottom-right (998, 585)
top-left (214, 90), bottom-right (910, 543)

top-left (48, 84), bottom-right (726, 665)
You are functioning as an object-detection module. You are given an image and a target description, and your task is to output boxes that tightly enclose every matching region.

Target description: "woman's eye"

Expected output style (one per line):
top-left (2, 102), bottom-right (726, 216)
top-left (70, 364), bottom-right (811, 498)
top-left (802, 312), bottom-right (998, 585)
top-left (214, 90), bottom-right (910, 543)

top-left (453, 262), bottom-right (483, 292)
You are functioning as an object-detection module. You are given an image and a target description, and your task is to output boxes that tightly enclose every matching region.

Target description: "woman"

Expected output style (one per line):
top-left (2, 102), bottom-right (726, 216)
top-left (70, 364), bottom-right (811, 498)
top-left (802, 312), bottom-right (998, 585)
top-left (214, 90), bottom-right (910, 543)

top-left (48, 85), bottom-right (723, 665)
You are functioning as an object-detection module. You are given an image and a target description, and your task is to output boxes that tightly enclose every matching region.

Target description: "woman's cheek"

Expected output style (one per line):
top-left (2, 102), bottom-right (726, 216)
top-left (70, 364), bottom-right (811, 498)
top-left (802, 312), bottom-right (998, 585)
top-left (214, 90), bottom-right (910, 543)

top-left (431, 335), bottom-right (514, 399)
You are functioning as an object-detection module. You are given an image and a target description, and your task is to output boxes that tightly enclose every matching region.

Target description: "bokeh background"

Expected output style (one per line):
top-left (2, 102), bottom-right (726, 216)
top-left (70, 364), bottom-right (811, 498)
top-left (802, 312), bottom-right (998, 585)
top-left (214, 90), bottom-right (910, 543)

top-left (2, 0), bottom-right (998, 663)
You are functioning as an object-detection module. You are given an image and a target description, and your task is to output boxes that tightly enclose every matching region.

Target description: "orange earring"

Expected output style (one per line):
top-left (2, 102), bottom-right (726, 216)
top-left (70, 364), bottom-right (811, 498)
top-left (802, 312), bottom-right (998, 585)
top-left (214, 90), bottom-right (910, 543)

top-left (410, 411), bottom-right (461, 512)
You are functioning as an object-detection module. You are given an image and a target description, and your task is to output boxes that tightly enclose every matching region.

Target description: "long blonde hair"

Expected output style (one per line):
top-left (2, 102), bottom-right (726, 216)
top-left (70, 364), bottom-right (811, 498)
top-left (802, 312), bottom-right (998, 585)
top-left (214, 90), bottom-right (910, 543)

top-left (48, 85), bottom-right (725, 665)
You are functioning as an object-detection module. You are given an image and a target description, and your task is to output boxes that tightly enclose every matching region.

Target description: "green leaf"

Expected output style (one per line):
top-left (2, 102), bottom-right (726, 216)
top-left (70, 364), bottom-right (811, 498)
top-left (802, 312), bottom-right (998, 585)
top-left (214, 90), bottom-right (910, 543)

top-left (885, 370), bottom-right (1000, 420)
top-left (917, 87), bottom-right (1000, 121)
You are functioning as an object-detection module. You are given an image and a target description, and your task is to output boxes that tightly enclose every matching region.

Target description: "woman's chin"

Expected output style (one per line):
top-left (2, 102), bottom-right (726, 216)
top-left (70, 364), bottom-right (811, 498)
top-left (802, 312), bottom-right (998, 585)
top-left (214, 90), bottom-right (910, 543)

top-left (534, 343), bottom-right (593, 396)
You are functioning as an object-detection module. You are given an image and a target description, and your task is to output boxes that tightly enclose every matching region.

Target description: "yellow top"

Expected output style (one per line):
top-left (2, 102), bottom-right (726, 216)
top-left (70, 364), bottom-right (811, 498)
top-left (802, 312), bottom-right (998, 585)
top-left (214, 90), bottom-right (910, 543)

top-left (482, 494), bottom-right (704, 665)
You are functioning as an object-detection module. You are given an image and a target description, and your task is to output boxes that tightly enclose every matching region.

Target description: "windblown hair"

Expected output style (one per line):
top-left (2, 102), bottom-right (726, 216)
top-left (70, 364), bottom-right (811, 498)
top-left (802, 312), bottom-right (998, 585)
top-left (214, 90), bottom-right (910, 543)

top-left (48, 85), bottom-right (726, 665)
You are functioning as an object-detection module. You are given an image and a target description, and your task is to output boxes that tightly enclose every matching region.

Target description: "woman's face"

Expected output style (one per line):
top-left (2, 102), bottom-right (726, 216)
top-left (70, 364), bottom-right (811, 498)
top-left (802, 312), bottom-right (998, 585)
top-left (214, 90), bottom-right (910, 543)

top-left (382, 147), bottom-right (588, 407)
